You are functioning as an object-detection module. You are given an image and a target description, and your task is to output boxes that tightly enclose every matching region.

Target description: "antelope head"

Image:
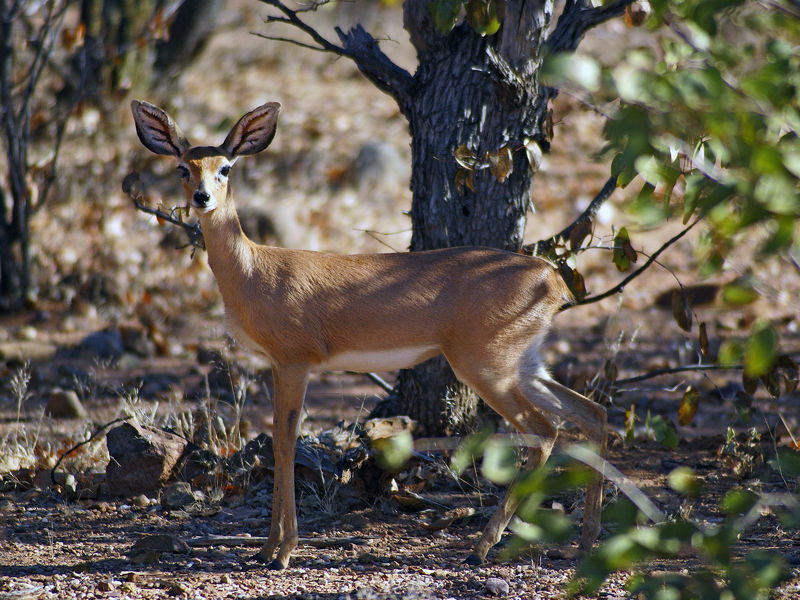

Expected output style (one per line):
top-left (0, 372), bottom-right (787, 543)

top-left (130, 100), bottom-right (281, 215)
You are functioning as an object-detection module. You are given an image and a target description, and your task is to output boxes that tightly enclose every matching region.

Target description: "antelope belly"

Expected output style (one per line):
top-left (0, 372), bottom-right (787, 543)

top-left (318, 346), bottom-right (439, 372)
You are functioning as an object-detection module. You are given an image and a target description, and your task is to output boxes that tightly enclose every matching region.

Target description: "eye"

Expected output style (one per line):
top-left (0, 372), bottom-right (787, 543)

top-left (219, 165), bottom-right (231, 177)
top-left (177, 165), bottom-right (190, 180)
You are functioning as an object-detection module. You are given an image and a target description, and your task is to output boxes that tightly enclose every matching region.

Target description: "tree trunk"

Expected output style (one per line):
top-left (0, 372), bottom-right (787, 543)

top-left (372, 1), bottom-right (554, 436)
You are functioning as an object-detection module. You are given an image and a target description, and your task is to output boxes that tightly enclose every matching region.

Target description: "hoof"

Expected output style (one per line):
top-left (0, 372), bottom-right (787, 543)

top-left (464, 553), bottom-right (483, 566)
top-left (267, 559), bottom-right (286, 571)
top-left (248, 551), bottom-right (271, 564)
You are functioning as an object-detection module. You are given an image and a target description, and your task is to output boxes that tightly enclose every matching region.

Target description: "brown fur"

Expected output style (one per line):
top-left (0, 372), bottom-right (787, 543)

top-left (131, 100), bottom-right (606, 569)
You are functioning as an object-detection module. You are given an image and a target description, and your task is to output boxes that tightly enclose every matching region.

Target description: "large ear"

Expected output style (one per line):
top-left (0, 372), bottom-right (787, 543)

top-left (220, 102), bottom-right (281, 158)
top-left (131, 100), bottom-right (190, 157)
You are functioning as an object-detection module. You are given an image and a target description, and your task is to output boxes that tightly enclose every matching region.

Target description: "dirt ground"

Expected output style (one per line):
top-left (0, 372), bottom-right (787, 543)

top-left (2, 2), bottom-right (800, 598)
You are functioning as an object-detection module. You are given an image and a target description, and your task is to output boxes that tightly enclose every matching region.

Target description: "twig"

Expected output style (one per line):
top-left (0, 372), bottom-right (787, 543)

top-left (250, 33), bottom-right (334, 54)
top-left (524, 173), bottom-right (618, 256)
top-left (354, 371), bottom-right (394, 394)
top-left (122, 172), bottom-right (205, 251)
top-left (51, 415), bottom-right (133, 487)
top-left (563, 443), bottom-right (665, 524)
top-left (256, 1), bottom-right (413, 108)
top-left (577, 216), bottom-right (703, 306)
top-left (258, 0), bottom-right (348, 56)
top-left (187, 534), bottom-right (374, 548)
top-left (614, 363), bottom-right (743, 386)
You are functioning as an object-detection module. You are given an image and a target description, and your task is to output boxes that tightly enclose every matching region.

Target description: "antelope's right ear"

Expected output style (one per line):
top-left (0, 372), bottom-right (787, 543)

top-left (131, 100), bottom-right (190, 157)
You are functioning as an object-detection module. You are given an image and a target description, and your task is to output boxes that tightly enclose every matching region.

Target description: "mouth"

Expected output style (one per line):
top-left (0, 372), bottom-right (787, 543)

top-left (191, 198), bottom-right (218, 213)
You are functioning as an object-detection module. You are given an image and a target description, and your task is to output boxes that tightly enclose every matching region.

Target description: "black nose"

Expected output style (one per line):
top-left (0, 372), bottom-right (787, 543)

top-left (193, 190), bottom-right (210, 205)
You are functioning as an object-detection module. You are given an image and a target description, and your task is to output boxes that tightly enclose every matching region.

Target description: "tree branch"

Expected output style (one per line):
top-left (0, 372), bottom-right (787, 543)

top-left (258, 0), bottom-right (347, 55)
top-left (122, 172), bottom-right (205, 252)
top-left (524, 173), bottom-right (618, 256)
top-left (614, 363), bottom-right (741, 386)
top-left (577, 216), bottom-right (703, 306)
top-left (546, 0), bottom-right (636, 54)
top-left (335, 24), bottom-right (414, 111)
top-left (256, 1), bottom-right (413, 108)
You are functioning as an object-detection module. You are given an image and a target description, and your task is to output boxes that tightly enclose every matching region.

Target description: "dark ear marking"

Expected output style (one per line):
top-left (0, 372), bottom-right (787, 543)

top-left (221, 102), bottom-right (281, 158)
top-left (131, 100), bottom-right (190, 157)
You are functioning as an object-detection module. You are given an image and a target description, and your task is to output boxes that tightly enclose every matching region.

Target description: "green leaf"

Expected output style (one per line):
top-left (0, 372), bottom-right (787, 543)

top-left (720, 489), bottom-right (759, 517)
top-left (770, 448), bottom-right (800, 478)
top-left (481, 437), bottom-right (517, 484)
top-left (612, 227), bottom-right (637, 272)
top-left (429, 0), bottom-right (462, 34)
top-left (542, 53), bottom-right (601, 92)
top-left (668, 466), bottom-right (703, 498)
top-left (450, 425), bottom-right (493, 475)
top-left (647, 413), bottom-right (679, 450)
top-left (373, 430), bottom-right (413, 471)
top-left (718, 338), bottom-right (745, 367)
top-left (744, 321), bottom-right (778, 378)
top-left (721, 278), bottom-right (760, 305)
top-left (602, 498), bottom-right (642, 532)
top-left (745, 550), bottom-right (789, 589)
top-left (465, 0), bottom-right (503, 36)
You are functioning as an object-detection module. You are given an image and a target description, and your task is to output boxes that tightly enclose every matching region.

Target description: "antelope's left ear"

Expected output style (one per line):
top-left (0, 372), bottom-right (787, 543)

top-left (221, 102), bottom-right (281, 158)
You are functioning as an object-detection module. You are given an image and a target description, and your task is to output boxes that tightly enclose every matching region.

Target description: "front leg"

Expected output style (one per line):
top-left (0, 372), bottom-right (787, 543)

top-left (254, 365), bottom-right (308, 570)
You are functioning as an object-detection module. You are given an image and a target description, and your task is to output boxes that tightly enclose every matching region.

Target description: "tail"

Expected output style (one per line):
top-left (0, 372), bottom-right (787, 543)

top-left (553, 265), bottom-right (577, 312)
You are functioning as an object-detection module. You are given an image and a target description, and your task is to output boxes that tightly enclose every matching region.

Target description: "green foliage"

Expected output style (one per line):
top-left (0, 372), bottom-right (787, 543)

top-left (429, 0), bottom-right (504, 36)
top-left (373, 430), bottom-right (413, 470)
top-left (496, 449), bottom-right (794, 598)
top-left (645, 411), bottom-right (679, 450)
top-left (544, 0), bottom-right (799, 383)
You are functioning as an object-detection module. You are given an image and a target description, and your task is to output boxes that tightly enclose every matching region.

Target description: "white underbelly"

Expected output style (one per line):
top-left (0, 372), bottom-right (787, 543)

top-left (317, 346), bottom-right (439, 373)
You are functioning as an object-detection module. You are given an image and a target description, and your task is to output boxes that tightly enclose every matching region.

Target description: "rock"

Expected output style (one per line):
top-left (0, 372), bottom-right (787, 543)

top-left (160, 481), bottom-right (203, 510)
top-left (104, 422), bottom-right (188, 496)
top-left (120, 325), bottom-right (154, 357)
top-left (485, 577), bottom-right (510, 597)
top-left (349, 141), bottom-right (408, 190)
top-left (79, 328), bottom-right (124, 360)
top-left (131, 533), bottom-right (190, 554)
top-left (0, 341), bottom-right (57, 363)
top-left (165, 580), bottom-right (191, 596)
top-left (45, 389), bottom-right (87, 419)
top-left (362, 416), bottom-right (416, 442)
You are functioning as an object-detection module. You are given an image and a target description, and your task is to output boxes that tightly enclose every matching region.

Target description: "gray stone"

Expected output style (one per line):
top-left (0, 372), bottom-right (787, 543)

top-left (45, 389), bottom-right (87, 419)
top-left (485, 577), bottom-right (510, 597)
top-left (161, 481), bottom-right (203, 509)
top-left (0, 341), bottom-right (57, 362)
top-left (105, 422), bottom-right (188, 496)
top-left (79, 328), bottom-right (124, 360)
top-left (131, 533), bottom-right (190, 554)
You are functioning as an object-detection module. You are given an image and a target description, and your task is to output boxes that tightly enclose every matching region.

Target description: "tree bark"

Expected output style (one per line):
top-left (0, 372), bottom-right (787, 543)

top-left (266, 0), bottom-right (634, 435)
top-left (371, 1), bottom-right (554, 436)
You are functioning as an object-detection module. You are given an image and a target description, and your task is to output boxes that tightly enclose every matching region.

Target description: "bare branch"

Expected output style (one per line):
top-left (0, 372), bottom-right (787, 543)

top-left (258, 0), bottom-right (349, 55)
top-left (547, 0), bottom-right (636, 54)
top-left (577, 216), bottom-right (703, 306)
top-left (251, 32), bottom-right (334, 54)
top-left (614, 363), bottom-right (742, 386)
top-left (122, 172), bottom-right (205, 251)
top-left (256, 0), bottom-right (413, 108)
top-left (335, 24), bottom-right (414, 109)
top-left (524, 173), bottom-right (618, 256)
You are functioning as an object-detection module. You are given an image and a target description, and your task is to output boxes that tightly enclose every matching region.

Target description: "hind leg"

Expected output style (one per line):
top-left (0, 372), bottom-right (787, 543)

top-left (465, 386), bottom-right (558, 564)
top-left (518, 373), bottom-right (607, 550)
top-left (532, 376), bottom-right (607, 549)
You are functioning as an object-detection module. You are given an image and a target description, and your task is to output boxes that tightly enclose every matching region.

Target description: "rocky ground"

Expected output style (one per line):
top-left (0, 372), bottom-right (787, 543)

top-left (2, 1), bottom-right (800, 598)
